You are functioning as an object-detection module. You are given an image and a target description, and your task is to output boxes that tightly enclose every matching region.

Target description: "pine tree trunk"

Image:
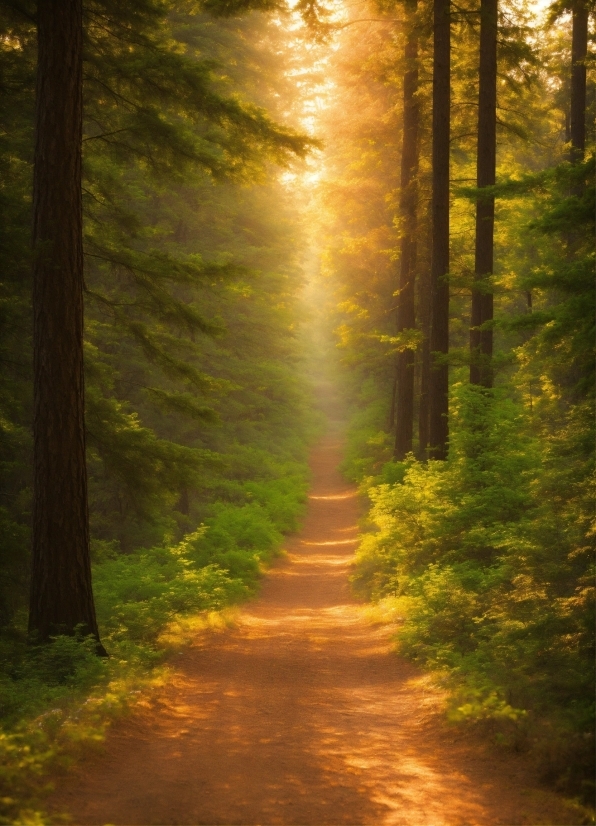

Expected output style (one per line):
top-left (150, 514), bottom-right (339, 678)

top-left (388, 367), bottom-right (398, 432)
top-left (29, 0), bottom-right (105, 652)
top-left (417, 272), bottom-right (431, 458)
top-left (417, 207), bottom-right (432, 459)
top-left (394, 0), bottom-right (420, 460)
top-left (428, 0), bottom-right (450, 459)
top-left (470, 0), bottom-right (497, 388)
top-left (570, 2), bottom-right (588, 163)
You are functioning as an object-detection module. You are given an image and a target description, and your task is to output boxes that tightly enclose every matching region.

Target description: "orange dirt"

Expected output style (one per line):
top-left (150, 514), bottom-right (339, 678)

top-left (50, 426), bottom-right (583, 825)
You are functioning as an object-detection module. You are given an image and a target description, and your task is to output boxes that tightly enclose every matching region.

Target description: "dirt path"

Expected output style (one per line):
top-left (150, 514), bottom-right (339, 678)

top-left (50, 427), bottom-right (581, 825)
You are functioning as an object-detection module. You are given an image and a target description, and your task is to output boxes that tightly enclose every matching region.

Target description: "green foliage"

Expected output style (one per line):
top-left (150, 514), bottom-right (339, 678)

top-left (0, 632), bottom-right (107, 728)
top-left (94, 547), bottom-right (246, 646)
top-left (353, 384), bottom-right (595, 802)
top-left (340, 397), bottom-right (393, 482)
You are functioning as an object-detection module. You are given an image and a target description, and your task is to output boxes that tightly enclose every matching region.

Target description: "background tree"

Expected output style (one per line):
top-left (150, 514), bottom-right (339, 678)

top-left (428, 0), bottom-right (450, 458)
top-left (569, 0), bottom-right (588, 160)
top-left (469, 0), bottom-right (497, 387)
top-left (394, 0), bottom-right (420, 459)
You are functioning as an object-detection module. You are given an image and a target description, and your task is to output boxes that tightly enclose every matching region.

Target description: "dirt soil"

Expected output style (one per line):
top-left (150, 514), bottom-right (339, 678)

top-left (49, 425), bottom-right (584, 825)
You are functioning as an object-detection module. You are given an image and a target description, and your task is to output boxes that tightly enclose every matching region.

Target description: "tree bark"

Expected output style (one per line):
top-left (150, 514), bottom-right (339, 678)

top-left (29, 0), bottom-right (105, 652)
top-left (417, 255), bottom-right (431, 458)
top-left (570, 1), bottom-right (588, 163)
top-left (470, 0), bottom-right (497, 387)
top-left (388, 367), bottom-right (398, 432)
top-left (428, 0), bottom-right (450, 459)
top-left (417, 201), bottom-right (432, 459)
top-left (394, 0), bottom-right (420, 460)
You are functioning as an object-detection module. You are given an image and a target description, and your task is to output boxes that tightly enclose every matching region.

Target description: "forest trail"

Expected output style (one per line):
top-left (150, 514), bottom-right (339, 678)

top-left (50, 421), bottom-right (579, 826)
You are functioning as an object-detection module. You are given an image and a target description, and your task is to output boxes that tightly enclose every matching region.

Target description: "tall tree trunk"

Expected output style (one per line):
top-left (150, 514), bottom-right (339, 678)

top-left (570, 1), bottom-right (588, 163)
top-left (417, 313), bottom-right (431, 457)
top-left (388, 366), bottom-right (398, 432)
top-left (470, 0), bottom-right (497, 387)
top-left (417, 213), bottom-right (432, 457)
top-left (428, 0), bottom-right (450, 459)
top-left (417, 203), bottom-right (432, 458)
top-left (29, 0), bottom-right (105, 652)
top-left (394, 0), bottom-right (420, 460)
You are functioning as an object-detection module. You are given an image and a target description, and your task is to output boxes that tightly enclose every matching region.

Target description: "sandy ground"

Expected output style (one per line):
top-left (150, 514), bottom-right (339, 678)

top-left (49, 425), bottom-right (584, 825)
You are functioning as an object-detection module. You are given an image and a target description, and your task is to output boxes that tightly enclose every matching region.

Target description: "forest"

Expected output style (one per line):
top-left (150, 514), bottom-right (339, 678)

top-left (0, 0), bottom-right (593, 822)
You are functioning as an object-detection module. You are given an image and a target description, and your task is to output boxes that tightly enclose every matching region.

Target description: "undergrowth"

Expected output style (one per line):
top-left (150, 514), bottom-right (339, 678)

top-left (350, 383), bottom-right (595, 810)
top-left (0, 451), bottom-right (310, 824)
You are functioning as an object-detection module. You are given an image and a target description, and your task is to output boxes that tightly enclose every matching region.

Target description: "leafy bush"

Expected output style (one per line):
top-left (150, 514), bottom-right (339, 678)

top-left (94, 543), bottom-right (249, 645)
top-left (0, 632), bottom-right (107, 728)
top-left (353, 384), bottom-right (595, 802)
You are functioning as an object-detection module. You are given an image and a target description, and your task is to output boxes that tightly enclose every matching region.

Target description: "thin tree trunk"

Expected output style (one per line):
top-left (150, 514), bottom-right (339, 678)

top-left (428, 0), bottom-right (450, 459)
top-left (570, 2), bottom-right (588, 163)
top-left (418, 317), bottom-right (431, 457)
top-left (178, 486), bottom-right (190, 516)
top-left (470, 0), bottom-right (497, 387)
top-left (417, 205), bottom-right (432, 459)
top-left (394, 0), bottom-right (420, 460)
top-left (388, 366), bottom-right (398, 432)
top-left (29, 0), bottom-right (105, 652)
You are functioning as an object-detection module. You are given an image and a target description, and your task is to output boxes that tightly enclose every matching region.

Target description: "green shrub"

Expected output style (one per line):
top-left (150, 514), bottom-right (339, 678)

top-left (353, 384), bottom-right (595, 802)
top-left (0, 631), bottom-right (107, 729)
